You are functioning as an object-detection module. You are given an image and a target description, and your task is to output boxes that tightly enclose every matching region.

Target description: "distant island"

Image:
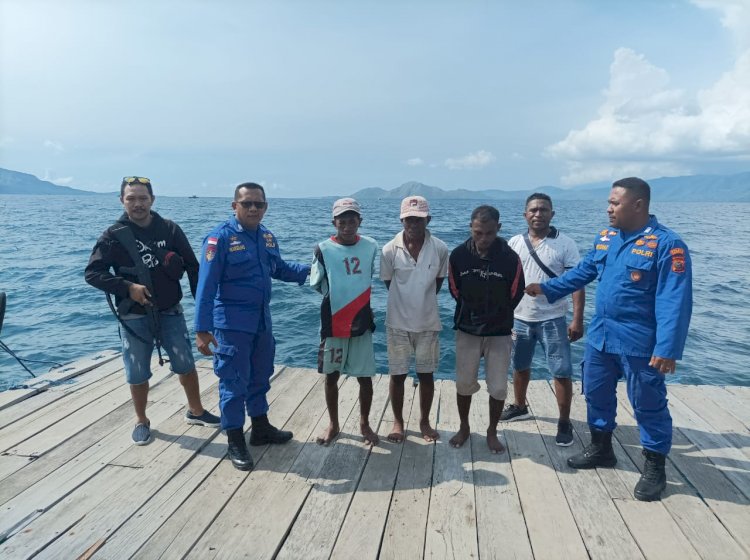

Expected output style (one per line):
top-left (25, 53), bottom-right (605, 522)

top-left (351, 173), bottom-right (750, 203)
top-left (0, 168), bottom-right (100, 195)
top-left (1, 166), bottom-right (748, 201)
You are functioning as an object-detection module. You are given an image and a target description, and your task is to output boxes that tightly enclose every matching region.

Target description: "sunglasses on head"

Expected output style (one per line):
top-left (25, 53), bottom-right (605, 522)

top-left (122, 176), bottom-right (151, 185)
top-left (238, 200), bottom-right (267, 209)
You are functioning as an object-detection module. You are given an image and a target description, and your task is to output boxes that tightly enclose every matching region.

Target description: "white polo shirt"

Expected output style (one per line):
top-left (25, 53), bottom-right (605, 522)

top-left (380, 230), bottom-right (449, 332)
top-left (509, 230), bottom-right (581, 322)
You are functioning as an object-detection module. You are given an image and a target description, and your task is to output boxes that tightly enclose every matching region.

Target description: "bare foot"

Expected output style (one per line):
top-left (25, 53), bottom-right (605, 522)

top-left (361, 423), bottom-right (380, 446)
top-left (449, 425), bottom-right (471, 448)
top-left (316, 423), bottom-right (340, 446)
top-left (387, 419), bottom-right (405, 443)
top-left (487, 430), bottom-right (505, 454)
top-left (420, 419), bottom-right (440, 442)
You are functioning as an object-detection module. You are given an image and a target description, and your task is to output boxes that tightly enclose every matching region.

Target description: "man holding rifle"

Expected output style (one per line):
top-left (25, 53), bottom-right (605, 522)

top-left (85, 176), bottom-right (220, 445)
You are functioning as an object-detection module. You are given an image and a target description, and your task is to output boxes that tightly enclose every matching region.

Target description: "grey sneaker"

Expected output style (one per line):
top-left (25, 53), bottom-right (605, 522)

top-left (185, 410), bottom-right (221, 427)
top-left (556, 421), bottom-right (574, 446)
top-left (132, 422), bottom-right (152, 445)
top-left (500, 404), bottom-right (532, 422)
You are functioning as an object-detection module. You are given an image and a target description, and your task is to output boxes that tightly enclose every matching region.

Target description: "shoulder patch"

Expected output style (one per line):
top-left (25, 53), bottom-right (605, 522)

top-left (671, 256), bottom-right (686, 273)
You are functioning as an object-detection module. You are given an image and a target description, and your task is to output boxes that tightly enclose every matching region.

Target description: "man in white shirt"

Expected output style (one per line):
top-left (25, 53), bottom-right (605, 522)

top-left (505, 193), bottom-right (585, 446)
top-left (380, 196), bottom-right (449, 443)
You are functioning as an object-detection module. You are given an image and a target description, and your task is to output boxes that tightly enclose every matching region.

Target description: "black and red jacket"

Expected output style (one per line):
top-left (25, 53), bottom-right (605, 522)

top-left (448, 237), bottom-right (525, 336)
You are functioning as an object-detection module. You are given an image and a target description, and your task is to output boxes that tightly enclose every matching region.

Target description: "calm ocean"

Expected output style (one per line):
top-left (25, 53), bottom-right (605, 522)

top-left (1, 195), bottom-right (748, 390)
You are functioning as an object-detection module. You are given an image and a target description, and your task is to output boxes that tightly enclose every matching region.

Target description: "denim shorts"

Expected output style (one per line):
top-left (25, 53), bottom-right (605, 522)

top-left (511, 316), bottom-right (573, 378)
top-left (120, 309), bottom-right (196, 385)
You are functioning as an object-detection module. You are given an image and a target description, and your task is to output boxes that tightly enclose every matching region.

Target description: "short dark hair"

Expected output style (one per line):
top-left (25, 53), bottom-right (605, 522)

top-left (525, 192), bottom-right (552, 209)
top-left (120, 178), bottom-right (154, 198)
top-left (612, 177), bottom-right (650, 204)
top-left (235, 182), bottom-right (266, 201)
top-left (470, 205), bottom-right (500, 224)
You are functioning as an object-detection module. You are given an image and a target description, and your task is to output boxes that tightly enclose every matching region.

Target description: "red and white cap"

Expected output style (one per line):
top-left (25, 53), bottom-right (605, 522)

top-left (400, 195), bottom-right (430, 219)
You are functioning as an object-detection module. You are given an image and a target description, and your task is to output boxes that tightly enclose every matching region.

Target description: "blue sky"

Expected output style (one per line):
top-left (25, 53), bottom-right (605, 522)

top-left (1, 0), bottom-right (749, 196)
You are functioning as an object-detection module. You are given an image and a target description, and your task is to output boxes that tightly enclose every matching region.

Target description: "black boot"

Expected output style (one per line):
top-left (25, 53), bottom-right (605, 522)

top-left (634, 449), bottom-right (667, 501)
top-left (226, 428), bottom-right (253, 471)
top-left (567, 428), bottom-right (617, 469)
top-left (249, 414), bottom-right (293, 446)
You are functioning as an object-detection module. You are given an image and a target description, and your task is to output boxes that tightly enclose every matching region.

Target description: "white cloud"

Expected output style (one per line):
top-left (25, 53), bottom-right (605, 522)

top-left (547, 45), bottom-right (750, 185)
top-left (405, 157), bottom-right (424, 167)
top-left (692, 0), bottom-right (750, 49)
top-left (52, 176), bottom-right (74, 185)
top-left (444, 150), bottom-right (495, 170)
top-left (43, 139), bottom-right (64, 153)
top-left (0, 136), bottom-right (14, 148)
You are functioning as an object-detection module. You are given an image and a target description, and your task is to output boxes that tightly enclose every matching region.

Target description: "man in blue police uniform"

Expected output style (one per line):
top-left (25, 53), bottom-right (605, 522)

top-left (526, 177), bottom-right (692, 501)
top-left (195, 182), bottom-right (310, 471)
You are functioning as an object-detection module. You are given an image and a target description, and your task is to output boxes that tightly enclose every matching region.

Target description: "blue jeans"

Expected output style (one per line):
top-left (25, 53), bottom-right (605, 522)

top-left (121, 310), bottom-right (196, 385)
top-left (582, 343), bottom-right (672, 454)
top-left (213, 328), bottom-right (275, 431)
top-left (512, 317), bottom-right (573, 378)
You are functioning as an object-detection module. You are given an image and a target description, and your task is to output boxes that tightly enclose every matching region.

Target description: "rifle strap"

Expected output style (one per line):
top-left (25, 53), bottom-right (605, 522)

top-left (109, 224), bottom-right (165, 365)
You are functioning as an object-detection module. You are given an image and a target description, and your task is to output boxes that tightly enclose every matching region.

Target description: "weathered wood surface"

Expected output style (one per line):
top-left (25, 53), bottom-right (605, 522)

top-left (0, 355), bottom-right (747, 559)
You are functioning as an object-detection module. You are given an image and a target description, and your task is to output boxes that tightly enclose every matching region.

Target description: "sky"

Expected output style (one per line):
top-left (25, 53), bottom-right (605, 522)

top-left (1, 0), bottom-right (749, 197)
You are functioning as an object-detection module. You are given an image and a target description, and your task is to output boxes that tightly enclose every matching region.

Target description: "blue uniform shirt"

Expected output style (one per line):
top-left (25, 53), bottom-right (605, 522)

top-left (194, 217), bottom-right (310, 334)
top-left (542, 215), bottom-right (692, 359)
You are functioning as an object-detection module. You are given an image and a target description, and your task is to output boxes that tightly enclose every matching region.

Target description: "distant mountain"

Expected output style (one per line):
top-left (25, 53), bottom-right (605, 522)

top-left (351, 172), bottom-right (750, 202)
top-left (0, 168), bottom-right (97, 195)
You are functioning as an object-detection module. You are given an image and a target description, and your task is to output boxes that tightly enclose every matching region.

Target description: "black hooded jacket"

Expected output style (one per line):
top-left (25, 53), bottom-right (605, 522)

top-left (85, 212), bottom-right (199, 313)
top-left (448, 237), bottom-right (525, 336)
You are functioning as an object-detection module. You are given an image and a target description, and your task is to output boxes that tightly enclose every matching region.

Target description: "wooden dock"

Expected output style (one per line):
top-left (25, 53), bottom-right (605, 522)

top-left (0, 353), bottom-right (748, 559)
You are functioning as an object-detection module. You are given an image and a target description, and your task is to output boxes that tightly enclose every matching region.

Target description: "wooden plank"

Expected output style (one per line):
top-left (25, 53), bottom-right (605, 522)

top-left (275, 375), bottom-right (390, 560)
top-left (667, 390), bottom-right (750, 500)
top-left (670, 385), bottom-right (750, 460)
top-left (503, 394), bottom-right (589, 560)
top-left (0, 388), bottom-right (40, 412)
top-left (0, 390), bottom-right (68, 430)
top-left (20, 349), bottom-right (120, 390)
top-left (98, 371), bottom-right (320, 560)
top-left (379, 381), bottom-right (439, 560)
top-left (330, 378), bottom-right (417, 560)
top-left (0, 361), bottom-right (191, 506)
top-left (30, 404), bottom-right (225, 560)
top-left (188, 477), bottom-right (313, 560)
top-left (424, 380), bottom-right (479, 559)
top-left (0, 399), bottom-right (182, 543)
top-left (131, 369), bottom-right (323, 560)
top-left (0, 355), bottom-right (160, 455)
top-left (525, 381), bottom-right (645, 560)
top-left (694, 385), bottom-right (750, 430)
top-left (0, 454), bottom-right (34, 483)
top-left (0, 358), bottom-right (124, 432)
top-left (614, 383), bottom-right (750, 559)
top-left (0, 350), bottom-right (119, 412)
top-left (283, 373), bottom-right (363, 484)
top-left (0, 397), bottom-right (137, 506)
top-left (566, 382), bottom-right (703, 560)
top-left (3, 359), bottom-right (175, 457)
top-left (471, 381), bottom-right (533, 560)
top-left (0, 465), bottom-right (137, 559)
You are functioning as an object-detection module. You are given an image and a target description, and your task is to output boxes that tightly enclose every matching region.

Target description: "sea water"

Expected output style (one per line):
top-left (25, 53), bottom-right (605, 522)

top-left (1, 195), bottom-right (748, 390)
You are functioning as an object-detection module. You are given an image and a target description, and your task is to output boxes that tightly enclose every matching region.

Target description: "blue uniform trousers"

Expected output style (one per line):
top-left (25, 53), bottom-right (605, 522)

top-left (583, 344), bottom-right (672, 455)
top-left (213, 328), bottom-right (275, 431)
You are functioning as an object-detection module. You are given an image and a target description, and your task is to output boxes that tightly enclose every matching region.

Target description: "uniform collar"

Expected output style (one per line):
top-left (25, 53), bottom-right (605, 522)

top-left (229, 216), bottom-right (265, 234)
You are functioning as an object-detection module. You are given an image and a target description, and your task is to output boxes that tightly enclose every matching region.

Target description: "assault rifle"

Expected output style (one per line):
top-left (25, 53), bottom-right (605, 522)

top-left (107, 224), bottom-right (166, 366)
